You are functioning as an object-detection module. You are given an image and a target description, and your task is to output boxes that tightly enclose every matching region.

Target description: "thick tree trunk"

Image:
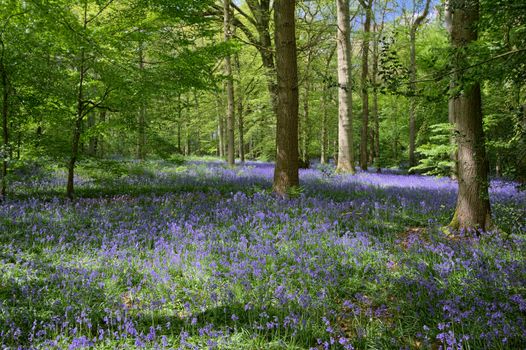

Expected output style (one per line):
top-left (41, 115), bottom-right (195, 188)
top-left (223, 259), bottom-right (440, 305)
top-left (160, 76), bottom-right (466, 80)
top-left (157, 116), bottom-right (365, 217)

top-left (224, 0), bottom-right (236, 166)
top-left (447, 0), bottom-right (491, 231)
top-left (273, 0), bottom-right (299, 195)
top-left (336, 0), bottom-right (355, 173)
top-left (359, 0), bottom-right (372, 171)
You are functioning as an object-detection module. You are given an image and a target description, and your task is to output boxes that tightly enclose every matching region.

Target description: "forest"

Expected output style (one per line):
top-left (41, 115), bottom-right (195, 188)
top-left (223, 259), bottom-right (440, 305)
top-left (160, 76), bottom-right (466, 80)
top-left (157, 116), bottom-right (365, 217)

top-left (0, 0), bottom-right (525, 349)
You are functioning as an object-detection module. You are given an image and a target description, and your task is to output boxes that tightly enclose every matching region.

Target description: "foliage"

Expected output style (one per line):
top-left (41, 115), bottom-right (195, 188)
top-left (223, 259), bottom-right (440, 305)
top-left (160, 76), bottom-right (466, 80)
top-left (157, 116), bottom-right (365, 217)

top-left (1, 161), bottom-right (525, 349)
top-left (410, 123), bottom-right (455, 176)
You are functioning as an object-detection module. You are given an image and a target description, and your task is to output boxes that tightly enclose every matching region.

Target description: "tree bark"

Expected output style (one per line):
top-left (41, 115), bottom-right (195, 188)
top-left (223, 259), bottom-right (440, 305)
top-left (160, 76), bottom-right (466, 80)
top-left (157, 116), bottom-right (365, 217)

top-left (336, 0), bottom-right (355, 173)
top-left (372, 22), bottom-right (381, 172)
top-left (1, 50), bottom-right (8, 199)
top-left (359, 0), bottom-right (372, 171)
top-left (320, 45), bottom-right (335, 165)
top-left (137, 44), bottom-right (146, 160)
top-left (234, 53), bottom-right (245, 162)
top-left (447, 0), bottom-right (491, 231)
top-left (224, 0), bottom-right (236, 166)
top-left (216, 92), bottom-right (225, 158)
top-left (300, 52), bottom-right (313, 166)
top-left (273, 0), bottom-right (299, 195)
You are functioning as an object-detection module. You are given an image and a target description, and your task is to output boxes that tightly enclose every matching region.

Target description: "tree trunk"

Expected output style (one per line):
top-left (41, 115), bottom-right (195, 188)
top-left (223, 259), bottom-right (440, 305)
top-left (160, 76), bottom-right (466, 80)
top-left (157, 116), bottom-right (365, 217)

top-left (447, 0), bottom-right (491, 231)
top-left (224, 0), bottom-right (236, 166)
top-left (234, 54), bottom-right (245, 162)
top-left (336, 0), bottom-right (355, 173)
top-left (88, 112), bottom-right (97, 156)
top-left (137, 45), bottom-right (146, 160)
top-left (67, 2), bottom-right (88, 199)
top-left (408, 29), bottom-right (417, 169)
top-left (1, 57), bottom-right (8, 199)
top-left (320, 75), bottom-right (332, 164)
top-left (216, 93), bottom-right (225, 158)
top-left (176, 94), bottom-right (182, 154)
top-left (300, 56), bottom-right (313, 166)
top-left (273, 0), bottom-right (299, 195)
top-left (372, 22), bottom-right (381, 172)
top-left (359, 0), bottom-right (372, 171)
top-left (98, 110), bottom-right (106, 157)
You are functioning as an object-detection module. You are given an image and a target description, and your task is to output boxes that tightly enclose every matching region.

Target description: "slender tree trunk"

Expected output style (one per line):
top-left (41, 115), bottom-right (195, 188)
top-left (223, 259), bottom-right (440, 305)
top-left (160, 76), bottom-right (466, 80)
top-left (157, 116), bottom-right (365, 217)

top-left (273, 0), bottom-right (299, 195)
top-left (216, 93), bottom-right (225, 158)
top-left (372, 23), bottom-right (381, 172)
top-left (67, 2), bottom-right (88, 199)
top-left (359, 0), bottom-right (372, 171)
top-left (1, 58), bottom-right (8, 199)
top-left (177, 94), bottom-right (182, 154)
top-left (234, 54), bottom-right (245, 162)
top-left (408, 29), bottom-right (418, 169)
top-left (321, 101), bottom-right (328, 164)
top-left (88, 112), bottom-right (97, 156)
top-left (321, 45), bottom-right (336, 165)
top-left (301, 63), bottom-right (312, 166)
top-left (137, 45), bottom-right (146, 160)
top-left (193, 91), bottom-right (201, 155)
top-left (336, 0), bottom-right (355, 173)
top-left (98, 110), bottom-right (106, 157)
top-left (447, 0), bottom-right (491, 231)
top-left (16, 129), bottom-right (20, 160)
top-left (369, 127), bottom-right (375, 163)
top-left (224, 0), bottom-right (236, 166)
top-left (231, 0), bottom-right (278, 120)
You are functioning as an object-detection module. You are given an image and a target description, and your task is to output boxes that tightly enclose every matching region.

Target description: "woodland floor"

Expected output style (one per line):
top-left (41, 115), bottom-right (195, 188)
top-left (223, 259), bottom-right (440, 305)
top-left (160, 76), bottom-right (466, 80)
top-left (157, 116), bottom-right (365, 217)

top-left (0, 159), bottom-right (525, 349)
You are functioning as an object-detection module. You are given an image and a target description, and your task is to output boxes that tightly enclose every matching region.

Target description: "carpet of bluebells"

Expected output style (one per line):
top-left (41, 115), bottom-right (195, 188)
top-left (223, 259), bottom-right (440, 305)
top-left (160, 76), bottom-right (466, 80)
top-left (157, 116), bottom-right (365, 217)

top-left (1, 160), bottom-right (525, 349)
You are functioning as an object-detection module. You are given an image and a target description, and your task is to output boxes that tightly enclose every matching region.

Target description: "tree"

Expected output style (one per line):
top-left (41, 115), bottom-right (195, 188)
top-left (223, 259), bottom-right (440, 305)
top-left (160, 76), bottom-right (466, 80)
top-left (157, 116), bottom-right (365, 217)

top-left (273, 0), bottom-right (299, 195)
top-left (223, 0), bottom-right (235, 166)
top-left (335, 0), bottom-right (356, 173)
top-left (447, 0), bottom-right (491, 231)
top-left (358, 0), bottom-right (372, 171)
top-left (0, 2), bottom-right (28, 199)
top-left (229, 0), bottom-right (278, 118)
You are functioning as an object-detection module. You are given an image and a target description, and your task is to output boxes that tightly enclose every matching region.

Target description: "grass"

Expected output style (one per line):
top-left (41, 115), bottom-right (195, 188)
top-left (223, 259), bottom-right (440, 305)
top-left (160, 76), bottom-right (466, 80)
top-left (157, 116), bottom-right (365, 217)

top-left (0, 159), bottom-right (525, 349)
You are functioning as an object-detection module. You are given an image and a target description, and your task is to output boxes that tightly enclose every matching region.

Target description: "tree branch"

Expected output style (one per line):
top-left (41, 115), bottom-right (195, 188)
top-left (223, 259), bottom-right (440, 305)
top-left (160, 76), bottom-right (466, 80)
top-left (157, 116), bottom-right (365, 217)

top-left (410, 48), bottom-right (526, 85)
